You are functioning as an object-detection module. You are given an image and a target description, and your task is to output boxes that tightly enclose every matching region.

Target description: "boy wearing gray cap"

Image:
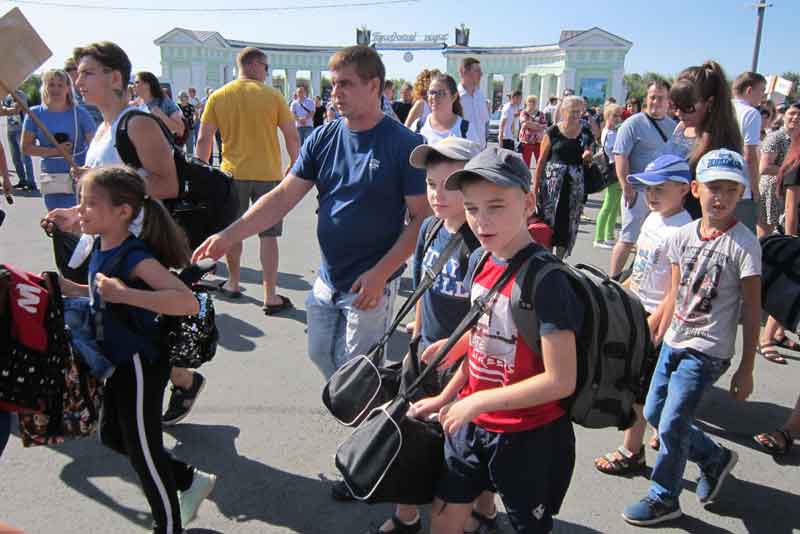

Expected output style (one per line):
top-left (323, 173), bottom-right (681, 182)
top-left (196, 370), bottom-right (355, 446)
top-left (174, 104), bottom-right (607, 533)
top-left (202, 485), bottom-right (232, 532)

top-left (412, 147), bottom-right (582, 534)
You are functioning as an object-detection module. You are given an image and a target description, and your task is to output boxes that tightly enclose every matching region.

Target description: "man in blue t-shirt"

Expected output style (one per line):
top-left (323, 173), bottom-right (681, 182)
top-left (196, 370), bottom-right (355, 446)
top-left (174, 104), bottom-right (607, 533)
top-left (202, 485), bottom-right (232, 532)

top-left (193, 45), bottom-right (430, 376)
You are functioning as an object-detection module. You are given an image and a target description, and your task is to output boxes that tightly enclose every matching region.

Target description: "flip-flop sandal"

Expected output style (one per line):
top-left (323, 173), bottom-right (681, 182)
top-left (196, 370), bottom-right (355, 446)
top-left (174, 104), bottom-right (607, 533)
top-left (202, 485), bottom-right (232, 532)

top-left (773, 336), bottom-right (800, 353)
top-left (370, 514), bottom-right (421, 534)
top-left (758, 344), bottom-right (788, 365)
top-left (753, 429), bottom-right (793, 456)
top-left (218, 284), bottom-right (243, 299)
top-left (594, 446), bottom-right (646, 476)
top-left (262, 295), bottom-right (293, 315)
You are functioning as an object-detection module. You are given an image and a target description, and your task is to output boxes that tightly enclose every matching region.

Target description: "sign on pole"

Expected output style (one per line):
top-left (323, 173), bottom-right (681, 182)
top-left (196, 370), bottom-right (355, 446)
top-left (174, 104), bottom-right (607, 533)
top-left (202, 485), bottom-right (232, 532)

top-left (0, 7), bottom-right (52, 100)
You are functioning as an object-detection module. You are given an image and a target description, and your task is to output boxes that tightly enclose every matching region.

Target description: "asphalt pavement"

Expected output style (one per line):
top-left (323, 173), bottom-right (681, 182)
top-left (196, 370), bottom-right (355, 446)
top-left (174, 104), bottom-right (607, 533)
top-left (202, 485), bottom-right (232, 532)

top-left (1, 131), bottom-right (798, 534)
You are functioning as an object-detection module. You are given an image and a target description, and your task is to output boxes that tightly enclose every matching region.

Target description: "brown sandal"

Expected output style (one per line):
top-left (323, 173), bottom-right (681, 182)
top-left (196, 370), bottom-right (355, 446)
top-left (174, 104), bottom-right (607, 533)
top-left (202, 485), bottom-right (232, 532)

top-left (594, 446), bottom-right (646, 476)
top-left (754, 429), bottom-right (794, 456)
top-left (758, 344), bottom-right (788, 365)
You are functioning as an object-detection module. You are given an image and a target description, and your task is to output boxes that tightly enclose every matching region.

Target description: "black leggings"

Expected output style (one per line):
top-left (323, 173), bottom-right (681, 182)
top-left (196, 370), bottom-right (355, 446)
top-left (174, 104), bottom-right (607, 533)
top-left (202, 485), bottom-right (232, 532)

top-left (100, 354), bottom-right (194, 534)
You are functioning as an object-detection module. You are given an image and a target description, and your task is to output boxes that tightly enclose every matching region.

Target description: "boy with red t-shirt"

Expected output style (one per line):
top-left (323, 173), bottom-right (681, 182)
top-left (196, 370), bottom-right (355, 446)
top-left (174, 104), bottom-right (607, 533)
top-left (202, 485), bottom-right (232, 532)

top-left (412, 147), bottom-right (583, 534)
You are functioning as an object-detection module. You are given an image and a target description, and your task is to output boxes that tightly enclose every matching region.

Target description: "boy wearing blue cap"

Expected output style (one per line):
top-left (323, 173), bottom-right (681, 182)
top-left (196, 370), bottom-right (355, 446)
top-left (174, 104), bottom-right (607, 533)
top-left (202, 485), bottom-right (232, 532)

top-left (412, 147), bottom-right (581, 534)
top-left (595, 154), bottom-right (692, 477)
top-left (623, 149), bottom-right (762, 525)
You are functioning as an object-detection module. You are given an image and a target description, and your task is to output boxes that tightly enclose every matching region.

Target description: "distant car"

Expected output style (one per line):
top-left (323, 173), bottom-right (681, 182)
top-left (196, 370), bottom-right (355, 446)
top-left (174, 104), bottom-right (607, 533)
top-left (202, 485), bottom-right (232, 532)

top-left (487, 110), bottom-right (501, 143)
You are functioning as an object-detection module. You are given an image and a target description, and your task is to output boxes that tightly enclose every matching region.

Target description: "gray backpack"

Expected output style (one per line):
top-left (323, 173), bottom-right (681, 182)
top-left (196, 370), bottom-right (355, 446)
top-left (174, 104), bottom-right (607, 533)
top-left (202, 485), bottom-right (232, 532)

top-left (474, 247), bottom-right (652, 430)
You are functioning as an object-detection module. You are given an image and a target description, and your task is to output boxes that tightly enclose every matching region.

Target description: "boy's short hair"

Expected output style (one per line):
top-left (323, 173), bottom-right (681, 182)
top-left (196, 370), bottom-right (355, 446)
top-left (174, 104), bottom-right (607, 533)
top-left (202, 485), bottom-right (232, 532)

top-left (409, 137), bottom-right (482, 169)
top-left (73, 41), bottom-right (131, 90)
top-left (329, 45), bottom-right (385, 89)
top-left (236, 47), bottom-right (267, 69)
top-left (732, 71), bottom-right (767, 96)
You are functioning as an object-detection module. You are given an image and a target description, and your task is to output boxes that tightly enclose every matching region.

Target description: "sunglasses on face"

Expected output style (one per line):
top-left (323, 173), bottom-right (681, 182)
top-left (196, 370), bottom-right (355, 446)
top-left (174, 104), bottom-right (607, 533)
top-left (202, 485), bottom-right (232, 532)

top-left (673, 102), bottom-right (697, 114)
top-left (428, 90), bottom-right (449, 98)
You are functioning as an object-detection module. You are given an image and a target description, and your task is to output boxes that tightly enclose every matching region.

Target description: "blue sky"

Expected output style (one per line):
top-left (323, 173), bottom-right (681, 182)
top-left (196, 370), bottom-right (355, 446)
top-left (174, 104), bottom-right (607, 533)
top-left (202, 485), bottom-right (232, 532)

top-left (5, 0), bottom-right (797, 83)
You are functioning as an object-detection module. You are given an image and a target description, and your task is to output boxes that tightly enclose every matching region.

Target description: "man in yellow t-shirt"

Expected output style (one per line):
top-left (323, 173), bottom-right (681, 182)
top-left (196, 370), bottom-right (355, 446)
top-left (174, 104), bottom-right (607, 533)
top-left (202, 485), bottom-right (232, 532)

top-left (196, 47), bottom-right (300, 314)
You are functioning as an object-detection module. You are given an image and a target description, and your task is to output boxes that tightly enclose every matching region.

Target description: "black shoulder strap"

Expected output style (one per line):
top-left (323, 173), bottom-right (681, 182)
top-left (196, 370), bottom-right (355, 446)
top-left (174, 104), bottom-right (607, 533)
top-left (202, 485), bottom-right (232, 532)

top-left (415, 118), bottom-right (423, 134)
top-left (115, 109), bottom-right (176, 169)
top-left (511, 250), bottom-right (565, 352)
top-left (645, 114), bottom-right (669, 143)
top-left (422, 218), bottom-right (445, 257)
top-left (402, 244), bottom-right (538, 398)
top-left (460, 118), bottom-right (470, 139)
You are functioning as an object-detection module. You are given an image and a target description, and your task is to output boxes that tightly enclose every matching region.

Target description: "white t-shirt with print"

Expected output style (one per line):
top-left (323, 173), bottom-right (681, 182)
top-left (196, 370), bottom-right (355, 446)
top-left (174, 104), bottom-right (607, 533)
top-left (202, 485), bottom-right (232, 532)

top-left (629, 210), bottom-right (692, 313)
top-left (664, 220), bottom-right (761, 359)
top-left (733, 99), bottom-right (761, 199)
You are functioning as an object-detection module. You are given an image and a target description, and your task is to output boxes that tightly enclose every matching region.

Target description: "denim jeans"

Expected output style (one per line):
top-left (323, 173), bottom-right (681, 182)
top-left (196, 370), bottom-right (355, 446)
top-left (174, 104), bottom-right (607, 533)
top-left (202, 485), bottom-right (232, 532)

top-left (305, 276), bottom-right (398, 378)
top-left (184, 127), bottom-right (196, 156)
top-left (297, 126), bottom-right (313, 146)
top-left (644, 343), bottom-right (731, 504)
top-left (64, 297), bottom-right (116, 380)
top-left (0, 411), bottom-right (10, 457)
top-left (6, 128), bottom-right (35, 188)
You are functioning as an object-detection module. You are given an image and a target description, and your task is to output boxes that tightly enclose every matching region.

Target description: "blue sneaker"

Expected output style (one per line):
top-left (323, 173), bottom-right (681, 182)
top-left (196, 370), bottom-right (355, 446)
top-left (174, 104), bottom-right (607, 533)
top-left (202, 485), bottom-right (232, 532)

top-left (622, 497), bottom-right (682, 526)
top-left (697, 446), bottom-right (738, 504)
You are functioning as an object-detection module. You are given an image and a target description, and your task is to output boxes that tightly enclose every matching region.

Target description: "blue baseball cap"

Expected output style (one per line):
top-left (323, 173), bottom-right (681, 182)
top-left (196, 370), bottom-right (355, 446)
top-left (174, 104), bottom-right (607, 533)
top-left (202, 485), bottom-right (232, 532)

top-left (627, 155), bottom-right (691, 186)
top-left (696, 149), bottom-right (749, 187)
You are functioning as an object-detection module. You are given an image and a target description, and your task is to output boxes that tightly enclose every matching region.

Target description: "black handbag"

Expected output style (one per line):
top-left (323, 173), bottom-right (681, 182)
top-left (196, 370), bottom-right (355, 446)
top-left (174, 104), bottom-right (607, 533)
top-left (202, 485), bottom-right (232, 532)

top-left (335, 246), bottom-right (536, 504)
top-left (584, 154), bottom-right (612, 195)
top-left (322, 220), bottom-right (468, 426)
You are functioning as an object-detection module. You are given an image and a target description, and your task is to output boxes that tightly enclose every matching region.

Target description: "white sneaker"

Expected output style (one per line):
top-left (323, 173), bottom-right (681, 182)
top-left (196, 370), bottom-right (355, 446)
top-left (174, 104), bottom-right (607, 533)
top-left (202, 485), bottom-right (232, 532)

top-left (180, 469), bottom-right (217, 527)
top-left (605, 239), bottom-right (617, 247)
top-left (593, 241), bottom-right (613, 250)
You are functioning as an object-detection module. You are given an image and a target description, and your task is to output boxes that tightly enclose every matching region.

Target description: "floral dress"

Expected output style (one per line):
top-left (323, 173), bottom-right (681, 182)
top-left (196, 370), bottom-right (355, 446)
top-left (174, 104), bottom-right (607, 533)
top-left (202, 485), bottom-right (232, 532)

top-left (538, 124), bottom-right (594, 255)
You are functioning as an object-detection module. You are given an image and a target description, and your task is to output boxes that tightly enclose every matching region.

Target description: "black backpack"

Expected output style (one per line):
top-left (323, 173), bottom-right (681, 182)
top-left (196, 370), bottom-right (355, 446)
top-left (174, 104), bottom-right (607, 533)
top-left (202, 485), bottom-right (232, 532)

top-left (115, 110), bottom-right (239, 248)
top-left (473, 247), bottom-right (651, 430)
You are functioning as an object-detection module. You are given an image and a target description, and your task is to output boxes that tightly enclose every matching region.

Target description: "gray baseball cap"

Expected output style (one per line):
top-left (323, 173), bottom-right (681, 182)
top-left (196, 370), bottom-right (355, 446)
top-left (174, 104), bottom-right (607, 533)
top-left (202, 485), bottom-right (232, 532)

top-left (409, 136), bottom-right (482, 169)
top-left (445, 146), bottom-right (531, 192)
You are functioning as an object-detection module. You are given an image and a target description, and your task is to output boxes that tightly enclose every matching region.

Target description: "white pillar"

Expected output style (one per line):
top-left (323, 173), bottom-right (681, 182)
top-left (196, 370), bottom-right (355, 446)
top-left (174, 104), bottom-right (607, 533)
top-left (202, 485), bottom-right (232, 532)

top-left (522, 75), bottom-right (531, 98)
top-left (539, 74), bottom-right (550, 105)
top-left (559, 68), bottom-right (576, 95)
top-left (286, 68), bottom-right (297, 96)
top-left (502, 75), bottom-right (512, 100)
top-left (612, 68), bottom-right (625, 103)
top-left (311, 69), bottom-right (321, 98)
top-left (479, 73), bottom-right (489, 100)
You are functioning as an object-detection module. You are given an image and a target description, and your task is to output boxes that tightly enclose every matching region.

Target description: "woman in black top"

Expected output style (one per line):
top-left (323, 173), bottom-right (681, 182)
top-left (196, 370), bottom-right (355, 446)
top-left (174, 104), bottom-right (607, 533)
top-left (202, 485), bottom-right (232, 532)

top-left (533, 95), bottom-right (594, 258)
top-left (177, 91), bottom-right (196, 155)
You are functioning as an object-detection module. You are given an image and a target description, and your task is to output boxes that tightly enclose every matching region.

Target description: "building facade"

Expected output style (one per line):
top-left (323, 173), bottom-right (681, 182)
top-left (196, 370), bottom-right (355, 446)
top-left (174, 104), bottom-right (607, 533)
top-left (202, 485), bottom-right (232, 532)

top-left (155, 27), bottom-right (632, 106)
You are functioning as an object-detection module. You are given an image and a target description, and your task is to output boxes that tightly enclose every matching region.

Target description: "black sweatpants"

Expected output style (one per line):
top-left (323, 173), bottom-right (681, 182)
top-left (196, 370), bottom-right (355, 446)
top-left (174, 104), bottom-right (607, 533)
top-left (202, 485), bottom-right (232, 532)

top-left (100, 354), bottom-right (194, 534)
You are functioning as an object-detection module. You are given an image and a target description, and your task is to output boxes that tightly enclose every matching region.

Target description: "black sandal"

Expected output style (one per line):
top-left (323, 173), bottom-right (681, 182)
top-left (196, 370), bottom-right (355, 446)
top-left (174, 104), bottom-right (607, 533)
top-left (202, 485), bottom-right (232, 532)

top-left (371, 514), bottom-right (421, 534)
top-left (594, 446), bottom-right (646, 476)
top-left (263, 295), bottom-right (293, 315)
top-left (773, 335), bottom-right (800, 353)
top-left (465, 509), bottom-right (498, 534)
top-left (754, 429), bottom-right (794, 456)
top-left (758, 344), bottom-right (788, 365)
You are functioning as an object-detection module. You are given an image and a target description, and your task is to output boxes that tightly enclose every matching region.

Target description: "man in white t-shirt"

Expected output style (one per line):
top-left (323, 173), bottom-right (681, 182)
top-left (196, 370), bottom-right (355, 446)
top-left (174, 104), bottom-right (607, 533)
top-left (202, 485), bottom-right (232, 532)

top-left (732, 71), bottom-right (766, 234)
top-left (498, 90), bottom-right (522, 150)
top-left (290, 85), bottom-right (316, 145)
top-left (458, 57), bottom-right (490, 147)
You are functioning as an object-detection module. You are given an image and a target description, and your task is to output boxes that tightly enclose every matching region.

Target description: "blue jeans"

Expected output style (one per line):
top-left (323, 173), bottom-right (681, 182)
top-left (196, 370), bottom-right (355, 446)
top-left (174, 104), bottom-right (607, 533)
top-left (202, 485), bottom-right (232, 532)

top-left (644, 343), bottom-right (731, 504)
top-left (184, 126), bottom-right (196, 156)
top-left (6, 128), bottom-right (35, 188)
top-left (0, 411), bottom-right (10, 457)
top-left (305, 276), bottom-right (398, 377)
top-left (297, 126), bottom-right (313, 146)
top-left (64, 297), bottom-right (116, 379)
top-left (43, 192), bottom-right (78, 211)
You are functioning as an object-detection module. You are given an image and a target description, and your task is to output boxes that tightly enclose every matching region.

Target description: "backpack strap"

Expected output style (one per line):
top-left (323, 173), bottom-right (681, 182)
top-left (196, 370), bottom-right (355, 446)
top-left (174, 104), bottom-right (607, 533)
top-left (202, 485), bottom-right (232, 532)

top-left (115, 109), bottom-right (176, 169)
top-left (460, 118), bottom-right (470, 139)
top-left (510, 251), bottom-right (565, 352)
top-left (415, 118), bottom-right (424, 134)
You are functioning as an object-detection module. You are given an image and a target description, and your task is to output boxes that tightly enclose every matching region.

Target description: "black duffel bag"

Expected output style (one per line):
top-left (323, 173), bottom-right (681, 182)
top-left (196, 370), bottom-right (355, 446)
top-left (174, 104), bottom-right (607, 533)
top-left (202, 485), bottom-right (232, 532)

top-left (323, 221), bottom-right (468, 426)
top-left (115, 109), bottom-right (239, 249)
top-left (761, 233), bottom-right (800, 333)
top-left (335, 246), bottom-right (536, 504)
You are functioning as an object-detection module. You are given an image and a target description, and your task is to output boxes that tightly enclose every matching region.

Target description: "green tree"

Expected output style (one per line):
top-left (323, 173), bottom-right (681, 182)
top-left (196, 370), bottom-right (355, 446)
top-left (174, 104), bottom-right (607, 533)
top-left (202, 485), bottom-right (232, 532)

top-left (623, 72), bottom-right (674, 102)
top-left (19, 74), bottom-right (41, 106)
top-left (781, 71), bottom-right (800, 100)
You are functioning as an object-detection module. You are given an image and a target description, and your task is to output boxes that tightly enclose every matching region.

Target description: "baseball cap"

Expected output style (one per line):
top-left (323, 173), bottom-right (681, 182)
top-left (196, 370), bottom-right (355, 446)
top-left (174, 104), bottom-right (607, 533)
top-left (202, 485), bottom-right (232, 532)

top-left (627, 154), bottom-right (691, 186)
top-left (445, 146), bottom-right (531, 192)
top-left (696, 149), bottom-right (749, 187)
top-left (409, 136), bottom-right (482, 169)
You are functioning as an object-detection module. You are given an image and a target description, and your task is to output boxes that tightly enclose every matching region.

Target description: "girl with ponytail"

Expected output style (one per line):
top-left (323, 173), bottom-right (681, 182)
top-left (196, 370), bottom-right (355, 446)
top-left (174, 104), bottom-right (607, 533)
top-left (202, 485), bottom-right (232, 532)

top-left (59, 165), bottom-right (216, 534)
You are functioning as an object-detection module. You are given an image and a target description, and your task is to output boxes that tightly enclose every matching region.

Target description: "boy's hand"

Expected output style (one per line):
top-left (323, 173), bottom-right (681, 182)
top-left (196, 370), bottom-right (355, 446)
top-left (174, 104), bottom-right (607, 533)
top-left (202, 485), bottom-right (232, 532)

top-left (419, 338), bottom-right (446, 364)
top-left (409, 395), bottom-right (446, 420)
top-left (439, 397), bottom-right (481, 434)
top-left (730, 367), bottom-right (754, 401)
top-left (95, 273), bottom-right (129, 304)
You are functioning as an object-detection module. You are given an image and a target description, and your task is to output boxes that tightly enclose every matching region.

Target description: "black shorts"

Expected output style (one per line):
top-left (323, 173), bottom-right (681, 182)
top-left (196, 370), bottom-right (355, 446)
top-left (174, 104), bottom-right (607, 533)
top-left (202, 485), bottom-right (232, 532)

top-left (436, 416), bottom-right (575, 534)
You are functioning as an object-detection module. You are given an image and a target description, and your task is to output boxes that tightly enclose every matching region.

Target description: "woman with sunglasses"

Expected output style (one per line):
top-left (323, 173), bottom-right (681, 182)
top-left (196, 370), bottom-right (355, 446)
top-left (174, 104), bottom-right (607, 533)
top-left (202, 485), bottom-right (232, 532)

top-left (411, 74), bottom-right (481, 145)
top-left (668, 61), bottom-right (743, 220)
top-left (404, 68), bottom-right (439, 129)
top-left (760, 99), bottom-right (777, 139)
top-left (134, 71), bottom-right (185, 141)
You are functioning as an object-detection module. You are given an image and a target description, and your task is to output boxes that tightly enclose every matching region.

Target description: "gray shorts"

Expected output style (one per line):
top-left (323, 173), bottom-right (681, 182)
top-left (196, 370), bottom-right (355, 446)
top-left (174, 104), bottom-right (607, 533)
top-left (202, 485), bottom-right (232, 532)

top-left (236, 179), bottom-right (283, 237)
top-left (619, 190), bottom-right (649, 243)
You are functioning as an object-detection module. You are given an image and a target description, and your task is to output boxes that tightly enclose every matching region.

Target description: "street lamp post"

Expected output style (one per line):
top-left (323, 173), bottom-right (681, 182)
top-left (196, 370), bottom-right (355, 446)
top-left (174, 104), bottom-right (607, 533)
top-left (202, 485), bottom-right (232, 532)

top-left (750, 2), bottom-right (772, 72)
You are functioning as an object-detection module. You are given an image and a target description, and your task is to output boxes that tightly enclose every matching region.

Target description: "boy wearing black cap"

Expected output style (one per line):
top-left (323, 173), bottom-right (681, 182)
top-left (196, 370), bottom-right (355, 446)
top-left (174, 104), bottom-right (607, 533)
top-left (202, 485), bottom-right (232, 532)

top-left (412, 147), bottom-right (582, 534)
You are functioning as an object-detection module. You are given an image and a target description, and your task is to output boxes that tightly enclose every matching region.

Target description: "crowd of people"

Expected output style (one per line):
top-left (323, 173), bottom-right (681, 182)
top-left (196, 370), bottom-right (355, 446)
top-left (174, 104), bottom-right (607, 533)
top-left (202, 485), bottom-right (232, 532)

top-left (1, 38), bottom-right (799, 534)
